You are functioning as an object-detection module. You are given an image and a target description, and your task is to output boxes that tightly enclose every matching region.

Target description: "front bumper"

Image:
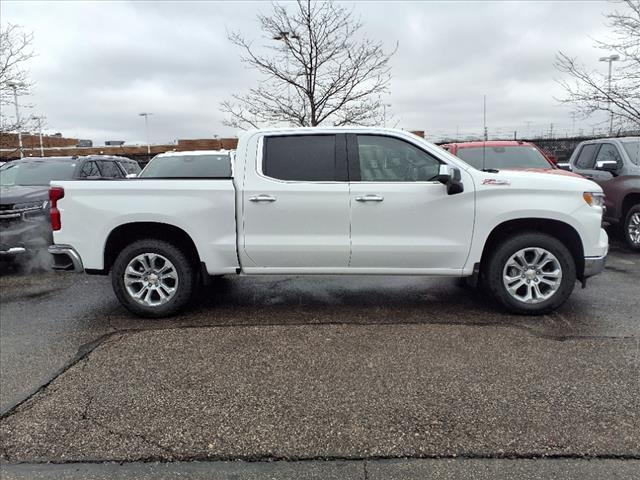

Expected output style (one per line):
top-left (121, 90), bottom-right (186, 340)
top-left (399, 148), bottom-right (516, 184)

top-left (584, 254), bottom-right (607, 278)
top-left (0, 213), bottom-right (52, 254)
top-left (0, 246), bottom-right (27, 256)
top-left (48, 244), bottom-right (84, 272)
top-left (582, 227), bottom-right (608, 279)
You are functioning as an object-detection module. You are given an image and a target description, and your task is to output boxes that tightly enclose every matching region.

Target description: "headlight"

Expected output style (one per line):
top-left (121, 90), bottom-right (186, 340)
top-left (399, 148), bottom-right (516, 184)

top-left (12, 200), bottom-right (48, 211)
top-left (583, 192), bottom-right (605, 208)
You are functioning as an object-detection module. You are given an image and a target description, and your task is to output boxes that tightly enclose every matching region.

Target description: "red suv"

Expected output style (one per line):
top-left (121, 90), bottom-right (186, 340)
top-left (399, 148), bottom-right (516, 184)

top-left (440, 140), bottom-right (565, 173)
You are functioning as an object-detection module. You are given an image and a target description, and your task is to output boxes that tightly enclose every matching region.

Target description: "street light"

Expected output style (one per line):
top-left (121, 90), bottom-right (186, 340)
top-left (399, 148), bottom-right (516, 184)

top-left (139, 112), bottom-right (153, 155)
top-left (272, 31), bottom-right (300, 41)
top-left (7, 82), bottom-right (25, 158)
top-left (599, 54), bottom-right (620, 135)
top-left (273, 31), bottom-right (300, 105)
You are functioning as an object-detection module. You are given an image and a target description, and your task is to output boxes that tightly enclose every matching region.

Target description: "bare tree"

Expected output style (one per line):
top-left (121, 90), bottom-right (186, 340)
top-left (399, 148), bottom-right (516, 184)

top-left (555, 0), bottom-right (640, 132)
top-left (221, 0), bottom-right (396, 129)
top-left (0, 23), bottom-right (35, 134)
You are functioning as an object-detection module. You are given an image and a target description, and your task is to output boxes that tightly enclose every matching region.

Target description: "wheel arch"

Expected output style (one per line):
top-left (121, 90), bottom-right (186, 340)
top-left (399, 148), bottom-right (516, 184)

top-left (101, 222), bottom-right (201, 275)
top-left (621, 192), bottom-right (640, 221)
top-left (479, 218), bottom-right (585, 279)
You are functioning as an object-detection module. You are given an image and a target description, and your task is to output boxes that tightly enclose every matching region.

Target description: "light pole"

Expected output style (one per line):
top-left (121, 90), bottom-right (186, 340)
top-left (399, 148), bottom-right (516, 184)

top-left (7, 82), bottom-right (25, 158)
top-left (599, 54), bottom-right (620, 135)
top-left (32, 115), bottom-right (45, 156)
top-left (139, 112), bottom-right (153, 155)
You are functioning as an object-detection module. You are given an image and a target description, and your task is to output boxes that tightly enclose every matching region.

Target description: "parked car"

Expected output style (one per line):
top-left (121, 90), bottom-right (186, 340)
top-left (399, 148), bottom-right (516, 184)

top-left (48, 128), bottom-right (607, 317)
top-left (140, 150), bottom-right (232, 178)
top-left (0, 155), bottom-right (139, 258)
top-left (568, 137), bottom-right (640, 250)
top-left (440, 140), bottom-right (567, 173)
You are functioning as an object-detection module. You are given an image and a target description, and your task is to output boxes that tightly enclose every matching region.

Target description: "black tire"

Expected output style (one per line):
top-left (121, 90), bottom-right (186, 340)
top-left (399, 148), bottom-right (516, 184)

top-left (484, 232), bottom-right (576, 315)
top-left (111, 239), bottom-right (196, 318)
top-left (622, 204), bottom-right (640, 251)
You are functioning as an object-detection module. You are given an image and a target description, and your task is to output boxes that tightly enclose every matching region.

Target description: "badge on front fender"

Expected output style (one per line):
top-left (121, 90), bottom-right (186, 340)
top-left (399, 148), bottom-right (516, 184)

top-left (482, 178), bottom-right (511, 186)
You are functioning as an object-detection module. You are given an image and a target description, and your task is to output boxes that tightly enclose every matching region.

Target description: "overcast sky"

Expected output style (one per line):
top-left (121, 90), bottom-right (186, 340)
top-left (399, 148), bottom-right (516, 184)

top-left (3, 0), bottom-right (617, 144)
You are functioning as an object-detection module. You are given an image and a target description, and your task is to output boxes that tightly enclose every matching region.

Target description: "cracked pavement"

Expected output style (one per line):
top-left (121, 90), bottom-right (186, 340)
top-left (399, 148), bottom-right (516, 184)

top-left (0, 238), bottom-right (639, 477)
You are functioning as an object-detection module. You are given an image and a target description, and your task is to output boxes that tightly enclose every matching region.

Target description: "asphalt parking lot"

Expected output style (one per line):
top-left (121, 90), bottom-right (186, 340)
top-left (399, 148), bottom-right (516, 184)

top-left (1, 236), bottom-right (639, 478)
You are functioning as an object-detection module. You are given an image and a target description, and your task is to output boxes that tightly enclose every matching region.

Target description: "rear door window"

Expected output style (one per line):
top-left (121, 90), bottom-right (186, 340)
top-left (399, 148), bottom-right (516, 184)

top-left (263, 135), bottom-right (339, 181)
top-left (574, 144), bottom-right (598, 169)
top-left (98, 161), bottom-right (124, 178)
top-left (622, 139), bottom-right (639, 165)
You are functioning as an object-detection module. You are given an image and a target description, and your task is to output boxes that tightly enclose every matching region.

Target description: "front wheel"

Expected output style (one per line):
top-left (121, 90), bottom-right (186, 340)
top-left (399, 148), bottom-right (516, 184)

top-left (111, 239), bottom-right (196, 318)
top-left (623, 205), bottom-right (640, 251)
top-left (484, 232), bottom-right (576, 315)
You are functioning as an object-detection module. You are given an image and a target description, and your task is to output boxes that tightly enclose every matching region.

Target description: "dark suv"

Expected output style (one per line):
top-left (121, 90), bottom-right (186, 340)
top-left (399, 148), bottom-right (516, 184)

top-left (0, 155), bottom-right (141, 258)
top-left (569, 137), bottom-right (640, 250)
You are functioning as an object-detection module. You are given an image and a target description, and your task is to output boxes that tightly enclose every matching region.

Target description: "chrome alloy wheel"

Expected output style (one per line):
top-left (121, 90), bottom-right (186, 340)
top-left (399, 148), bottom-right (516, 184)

top-left (124, 253), bottom-right (178, 307)
top-left (628, 212), bottom-right (640, 245)
top-left (502, 247), bottom-right (562, 304)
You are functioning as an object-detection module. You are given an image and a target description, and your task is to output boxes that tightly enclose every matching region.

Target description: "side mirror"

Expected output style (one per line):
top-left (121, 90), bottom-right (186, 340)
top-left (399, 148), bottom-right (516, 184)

top-left (126, 173), bottom-right (138, 178)
top-left (435, 165), bottom-right (464, 195)
top-left (595, 160), bottom-right (618, 173)
top-left (556, 162), bottom-right (572, 171)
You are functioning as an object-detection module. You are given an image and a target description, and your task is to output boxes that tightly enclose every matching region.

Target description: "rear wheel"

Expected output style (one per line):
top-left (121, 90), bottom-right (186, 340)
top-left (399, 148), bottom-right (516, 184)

top-left (111, 239), bottom-right (196, 318)
top-left (485, 232), bottom-right (576, 315)
top-left (623, 204), bottom-right (640, 251)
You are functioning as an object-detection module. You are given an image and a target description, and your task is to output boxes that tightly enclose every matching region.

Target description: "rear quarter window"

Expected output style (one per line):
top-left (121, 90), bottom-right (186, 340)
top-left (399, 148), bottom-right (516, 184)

top-left (121, 161), bottom-right (141, 174)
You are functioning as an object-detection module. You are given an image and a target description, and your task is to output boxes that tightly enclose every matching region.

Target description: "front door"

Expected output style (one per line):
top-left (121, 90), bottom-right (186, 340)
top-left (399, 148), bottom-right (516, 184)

top-left (242, 133), bottom-right (351, 269)
top-left (348, 134), bottom-right (474, 271)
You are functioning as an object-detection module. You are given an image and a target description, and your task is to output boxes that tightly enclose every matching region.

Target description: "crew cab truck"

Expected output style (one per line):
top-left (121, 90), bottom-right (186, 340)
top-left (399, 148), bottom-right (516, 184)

top-left (47, 128), bottom-right (608, 318)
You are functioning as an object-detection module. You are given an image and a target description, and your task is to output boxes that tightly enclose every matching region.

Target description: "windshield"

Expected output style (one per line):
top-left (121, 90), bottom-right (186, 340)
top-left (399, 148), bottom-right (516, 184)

top-left (140, 154), bottom-right (232, 178)
top-left (622, 139), bottom-right (639, 166)
top-left (0, 161), bottom-right (76, 186)
top-left (455, 146), bottom-right (551, 170)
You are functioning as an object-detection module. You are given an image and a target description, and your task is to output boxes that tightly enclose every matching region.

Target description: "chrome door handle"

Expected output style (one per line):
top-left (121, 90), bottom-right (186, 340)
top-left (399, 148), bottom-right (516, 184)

top-left (355, 194), bottom-right (384, 202)
top-left (249, 194), bottom-right (277, 202)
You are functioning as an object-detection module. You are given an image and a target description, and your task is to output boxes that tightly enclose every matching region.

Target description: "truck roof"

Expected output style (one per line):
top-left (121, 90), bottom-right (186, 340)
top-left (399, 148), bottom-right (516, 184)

top-left (578, 136), bottom-right (639, 144)
top-left (239, 126), bottom-right (425, 138)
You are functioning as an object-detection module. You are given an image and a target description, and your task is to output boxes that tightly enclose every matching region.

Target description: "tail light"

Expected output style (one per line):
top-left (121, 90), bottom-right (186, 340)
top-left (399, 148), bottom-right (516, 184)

top-left (49, 187), bottom-right (64, 231)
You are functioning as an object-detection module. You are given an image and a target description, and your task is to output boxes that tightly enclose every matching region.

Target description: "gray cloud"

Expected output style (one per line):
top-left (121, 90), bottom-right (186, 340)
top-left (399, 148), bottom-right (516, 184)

top-left (3, 0), bottom-right (615, 144)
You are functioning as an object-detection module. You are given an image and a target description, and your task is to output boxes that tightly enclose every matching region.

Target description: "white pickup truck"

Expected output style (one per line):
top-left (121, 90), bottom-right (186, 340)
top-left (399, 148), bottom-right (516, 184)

top-left (48, 128), bottom-right (608, 317)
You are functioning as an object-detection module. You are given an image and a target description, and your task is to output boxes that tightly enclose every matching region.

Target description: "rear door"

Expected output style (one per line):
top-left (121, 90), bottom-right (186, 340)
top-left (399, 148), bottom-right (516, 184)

top-left (347, 134), bottom-right (474, 271)
top-left (241, 134), bottom-right (351, 269)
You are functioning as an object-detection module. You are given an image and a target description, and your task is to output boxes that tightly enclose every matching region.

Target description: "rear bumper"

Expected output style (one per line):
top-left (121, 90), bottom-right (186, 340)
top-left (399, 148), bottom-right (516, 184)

top-left (48, 244), bottom-right (84, 272)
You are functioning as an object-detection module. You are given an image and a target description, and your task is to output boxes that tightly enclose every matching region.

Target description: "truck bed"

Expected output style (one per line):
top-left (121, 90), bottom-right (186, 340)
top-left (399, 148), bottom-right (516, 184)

top-left (51, 179), bottom-right (239, 274)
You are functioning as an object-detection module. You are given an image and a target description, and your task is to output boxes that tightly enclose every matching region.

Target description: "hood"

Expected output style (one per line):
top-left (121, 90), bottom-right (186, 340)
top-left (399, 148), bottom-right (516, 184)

top-left (480, 168), bottom-right (601, 193)
top-left (0, 185), bottom-right (50, 205)
top-left (505, 167), bottom-right (583, 178)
